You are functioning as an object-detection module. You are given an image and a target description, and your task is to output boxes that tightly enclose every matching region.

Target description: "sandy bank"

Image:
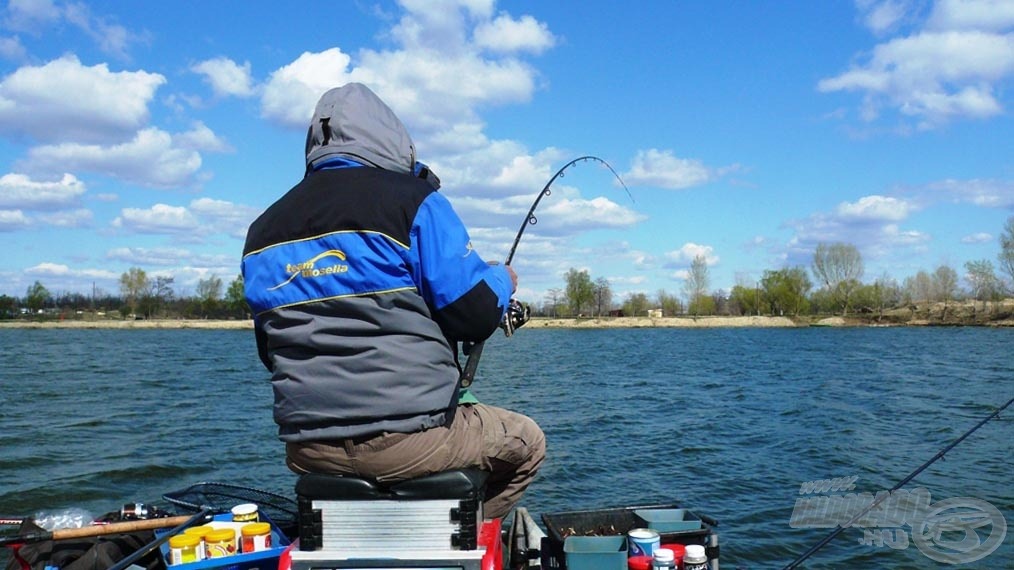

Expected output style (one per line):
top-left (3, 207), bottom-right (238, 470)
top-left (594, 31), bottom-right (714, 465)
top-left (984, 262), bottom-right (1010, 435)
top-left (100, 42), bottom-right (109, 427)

top-left (0, 316), bottom-right (802, 330)
top-left (532, 315), bottom-right (800, 328)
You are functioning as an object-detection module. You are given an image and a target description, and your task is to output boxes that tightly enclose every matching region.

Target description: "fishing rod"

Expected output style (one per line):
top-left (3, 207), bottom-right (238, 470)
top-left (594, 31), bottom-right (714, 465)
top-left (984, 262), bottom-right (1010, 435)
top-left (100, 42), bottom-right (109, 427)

top-left (460, 156), bottom-right (632, 387)
top-left (0, 511), bottom-right (213, 548)
top-left (783, 395), bottom-right (1014, 569)
top-left (107, 508), bottom-right (214, 570)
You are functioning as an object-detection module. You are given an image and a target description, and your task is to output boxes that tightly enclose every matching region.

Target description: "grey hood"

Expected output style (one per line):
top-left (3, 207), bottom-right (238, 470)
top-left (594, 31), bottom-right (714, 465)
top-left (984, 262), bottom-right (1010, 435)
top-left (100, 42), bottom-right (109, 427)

top-left (305, 83), bottom-right (416, 175)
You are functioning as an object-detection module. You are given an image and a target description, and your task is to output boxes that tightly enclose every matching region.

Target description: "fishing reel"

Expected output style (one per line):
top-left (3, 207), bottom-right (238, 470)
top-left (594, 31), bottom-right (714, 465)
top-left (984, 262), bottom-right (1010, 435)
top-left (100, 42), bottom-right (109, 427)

top-left (118, 503), bottom-right (172, 520)
top-left (500, 299), bottom-right (530, 337)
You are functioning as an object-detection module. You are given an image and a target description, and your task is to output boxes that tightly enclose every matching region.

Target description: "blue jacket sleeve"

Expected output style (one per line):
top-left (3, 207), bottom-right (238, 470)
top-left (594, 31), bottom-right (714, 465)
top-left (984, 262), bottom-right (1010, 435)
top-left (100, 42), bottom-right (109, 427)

top-left (410, 192), bottom-right (512, 341)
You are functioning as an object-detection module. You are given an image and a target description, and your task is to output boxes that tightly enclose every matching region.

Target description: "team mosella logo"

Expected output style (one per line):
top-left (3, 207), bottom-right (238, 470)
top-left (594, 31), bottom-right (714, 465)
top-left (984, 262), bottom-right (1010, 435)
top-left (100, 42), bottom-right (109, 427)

top-left (268, 249), bottom-right (349, 290)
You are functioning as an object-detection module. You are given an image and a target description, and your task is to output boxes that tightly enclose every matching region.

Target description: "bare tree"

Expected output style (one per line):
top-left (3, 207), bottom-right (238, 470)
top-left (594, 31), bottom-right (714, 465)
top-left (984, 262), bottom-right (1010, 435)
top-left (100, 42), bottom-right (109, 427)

top-left (932, 264), bottom-right (959, 319)
top-left (655, 289), bottom-right (682, 316)
top-left (543, 288), bottom-right (563, 317)
top-left (622, 292), bottom-right (650, 316)
top-left (684, 255), bottom-right (710, 316)
top-left (811, 242), bottom-right (864, 315)
top-left (999, 216), bottom-right (1014, 293)
top-left (965, 260), bottom-right (999, 315)
top-left (196, 274), bottom-right (224, 318)
top-left (592, 277), bottom-right (612, 316)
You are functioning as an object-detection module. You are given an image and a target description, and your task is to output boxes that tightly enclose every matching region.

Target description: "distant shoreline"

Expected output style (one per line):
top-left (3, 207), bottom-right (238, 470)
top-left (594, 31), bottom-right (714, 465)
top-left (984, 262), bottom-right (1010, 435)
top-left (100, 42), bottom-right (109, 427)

top-left (0, 315), bottom-right (907, 330)
top-left (1, 312), bottom-right (1012, 329)
top-left (0, 316), bottom-right (799, 329)
top-left (0, 318), bottom-right (255, 330)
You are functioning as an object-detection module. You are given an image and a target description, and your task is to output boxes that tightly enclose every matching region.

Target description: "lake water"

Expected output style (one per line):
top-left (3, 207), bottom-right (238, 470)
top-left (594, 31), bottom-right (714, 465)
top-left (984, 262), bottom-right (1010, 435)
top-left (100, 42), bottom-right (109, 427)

top-left (1, 326), bottom-right (1011, 569)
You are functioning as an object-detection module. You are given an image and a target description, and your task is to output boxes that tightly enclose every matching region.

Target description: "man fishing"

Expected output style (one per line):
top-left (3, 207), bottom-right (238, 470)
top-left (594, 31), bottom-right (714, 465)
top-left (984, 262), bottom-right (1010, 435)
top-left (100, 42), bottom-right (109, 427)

top-left (241, 82), bottom-right (545, 519)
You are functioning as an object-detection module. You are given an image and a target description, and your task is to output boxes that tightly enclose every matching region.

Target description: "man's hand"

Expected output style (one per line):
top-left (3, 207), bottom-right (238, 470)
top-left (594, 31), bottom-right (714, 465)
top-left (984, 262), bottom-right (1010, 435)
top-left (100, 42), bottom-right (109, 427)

top-left (489, 261), bottom-right (518, 293)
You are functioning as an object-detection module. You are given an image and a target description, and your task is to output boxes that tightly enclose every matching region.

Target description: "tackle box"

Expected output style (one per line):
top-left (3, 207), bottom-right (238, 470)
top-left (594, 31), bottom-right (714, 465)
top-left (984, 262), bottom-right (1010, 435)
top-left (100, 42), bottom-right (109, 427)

top-left (156, 512), bottom-right (290, 570)
top-left (539, 504), bottom-right (718, 570)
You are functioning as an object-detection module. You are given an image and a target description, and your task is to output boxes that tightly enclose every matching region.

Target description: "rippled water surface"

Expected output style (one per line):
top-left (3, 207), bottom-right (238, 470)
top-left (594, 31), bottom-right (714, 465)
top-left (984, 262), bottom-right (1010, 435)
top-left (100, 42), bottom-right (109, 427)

top-left (1, 327), bottom-right (1011, 568)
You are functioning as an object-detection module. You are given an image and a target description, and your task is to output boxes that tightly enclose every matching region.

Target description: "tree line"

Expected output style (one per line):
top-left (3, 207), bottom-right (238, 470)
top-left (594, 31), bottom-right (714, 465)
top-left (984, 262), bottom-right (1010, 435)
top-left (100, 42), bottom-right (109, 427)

top-left (1, 269), bottom-right (247, 320)
top-left (5, 217), bottom-right (1013, 322)
top-left (538, 216), bottom-right (1014, 319)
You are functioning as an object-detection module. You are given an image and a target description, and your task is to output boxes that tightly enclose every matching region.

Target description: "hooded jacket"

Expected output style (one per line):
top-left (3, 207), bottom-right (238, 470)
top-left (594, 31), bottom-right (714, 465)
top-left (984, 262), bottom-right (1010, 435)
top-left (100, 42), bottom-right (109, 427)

top-left (242, 83), bottom-right (512, 441)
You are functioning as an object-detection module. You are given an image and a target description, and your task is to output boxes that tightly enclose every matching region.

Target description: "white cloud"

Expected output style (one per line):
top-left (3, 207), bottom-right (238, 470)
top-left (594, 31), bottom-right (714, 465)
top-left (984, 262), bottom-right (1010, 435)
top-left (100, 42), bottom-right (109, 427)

top-left (6, 1), bottom-right (140, 58)
top-left (961, 232), bottom-right (992, 244)
top-left (37, 208), bottom-right (91, 228)
top-left (0, 208), bottom-right (30, 230)
top-left (0, 35), bottom-right (26, 60)
top-left (62, 2), bottom-right (139, 60)
top-left (538, 196), bottom-right (645, 232)
top-left (107, 197), bottom-right (257, 239)
top-left (192, 57), bottom-right (256, 98)
top-left (820, 2), bottom-right (1014, 128)
top-left (189, 197), bottom-right (260, 237)
top-left (3, 0), bottom-right (62, 32)
top-left (0, 172), bottom-right (85, 210)
top-left (926, 0), bottom-right (1014, 31)
top-left (25, 261), bottom-right (118, 280)
top-left (175, 122), bottom-right (232, 153)
top-left (473, 13), bottom-right (556, 54)
top-left (858, 0), bottom-right (913, 34)
top-left (836, 195), bottom-right (912, 221)
top-left (390, 0), bottom-right (494, 52)
top-left (622, 149), bottom-right (715, 189)
top-left (666, 243), bottom-right (719, 265)
top-left (260, 49), bottom-right (355, 127)
top-left (782, 196), bottom-right (932, 267)
top-left (112, 203), bottom-right (199, 234)
top-left (609, 274), bottom-right (648, 286)
top-left (106, 246), bottom-right (192, 266)
top-left (23, 127), bottom-right (204, 188)
top-left (924, 178), bottom-right (1014, 208)
top-left (0, 55), bottom-right (165, 143)
top-left (25, 262), bottom-right (73, 276)
top-left (258, 2), bottom-right (548, 151)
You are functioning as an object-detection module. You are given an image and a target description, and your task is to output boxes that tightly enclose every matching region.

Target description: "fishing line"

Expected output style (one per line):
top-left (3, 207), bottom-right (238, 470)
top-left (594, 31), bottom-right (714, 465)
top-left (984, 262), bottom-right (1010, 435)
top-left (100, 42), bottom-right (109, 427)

top-left (783, 394), bottom-right (1013, 569)
top-left (459, 156), bottom-right (632, 387)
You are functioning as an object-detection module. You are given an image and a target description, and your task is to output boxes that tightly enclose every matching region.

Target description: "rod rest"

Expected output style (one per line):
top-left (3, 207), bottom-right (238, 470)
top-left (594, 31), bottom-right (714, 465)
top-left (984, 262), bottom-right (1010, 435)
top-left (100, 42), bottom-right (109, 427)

top-left (295, 468), bottom-right (489, 501)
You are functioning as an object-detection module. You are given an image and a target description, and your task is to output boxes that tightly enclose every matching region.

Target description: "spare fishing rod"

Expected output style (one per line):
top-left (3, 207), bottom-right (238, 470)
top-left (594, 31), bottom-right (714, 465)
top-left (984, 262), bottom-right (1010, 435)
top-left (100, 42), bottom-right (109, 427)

top-left (783, 394), bottom-right (1014, 569)
top-left (0, 511), bottom-right (214, 548)
top-left (460, 155), bottom-right (632, 387)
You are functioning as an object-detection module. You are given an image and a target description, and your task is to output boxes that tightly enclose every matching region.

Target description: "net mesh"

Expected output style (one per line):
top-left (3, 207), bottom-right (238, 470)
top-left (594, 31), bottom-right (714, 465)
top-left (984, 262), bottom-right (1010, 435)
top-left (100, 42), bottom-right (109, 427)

top-left (162, 482), bottom-right (298, 537)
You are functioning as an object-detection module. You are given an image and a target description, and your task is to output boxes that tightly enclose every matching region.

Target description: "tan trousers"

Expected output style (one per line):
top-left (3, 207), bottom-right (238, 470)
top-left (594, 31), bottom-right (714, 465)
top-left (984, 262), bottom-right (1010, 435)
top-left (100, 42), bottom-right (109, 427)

top-left (285, 403), bottom-right (546, 519)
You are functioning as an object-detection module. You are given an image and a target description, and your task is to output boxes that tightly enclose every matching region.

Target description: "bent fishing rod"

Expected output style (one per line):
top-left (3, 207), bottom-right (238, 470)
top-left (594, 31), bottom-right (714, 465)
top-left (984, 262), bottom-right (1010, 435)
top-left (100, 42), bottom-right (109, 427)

top-left (459, 155), bottom-right (632, 387)
top-left (783, 394), bottom-right (1014, 569)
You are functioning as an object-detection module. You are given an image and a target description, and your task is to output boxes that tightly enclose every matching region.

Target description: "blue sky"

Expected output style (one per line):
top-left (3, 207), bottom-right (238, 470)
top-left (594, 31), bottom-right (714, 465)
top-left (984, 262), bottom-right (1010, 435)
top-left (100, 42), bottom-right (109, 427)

top-left (1, 0), bottom-right (1012, 304)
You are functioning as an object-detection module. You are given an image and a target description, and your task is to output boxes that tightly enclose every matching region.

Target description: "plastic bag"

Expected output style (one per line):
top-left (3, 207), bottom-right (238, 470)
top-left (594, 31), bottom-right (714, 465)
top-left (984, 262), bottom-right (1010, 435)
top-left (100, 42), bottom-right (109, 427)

top-left (29, 509), bottom-right (93, 531)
